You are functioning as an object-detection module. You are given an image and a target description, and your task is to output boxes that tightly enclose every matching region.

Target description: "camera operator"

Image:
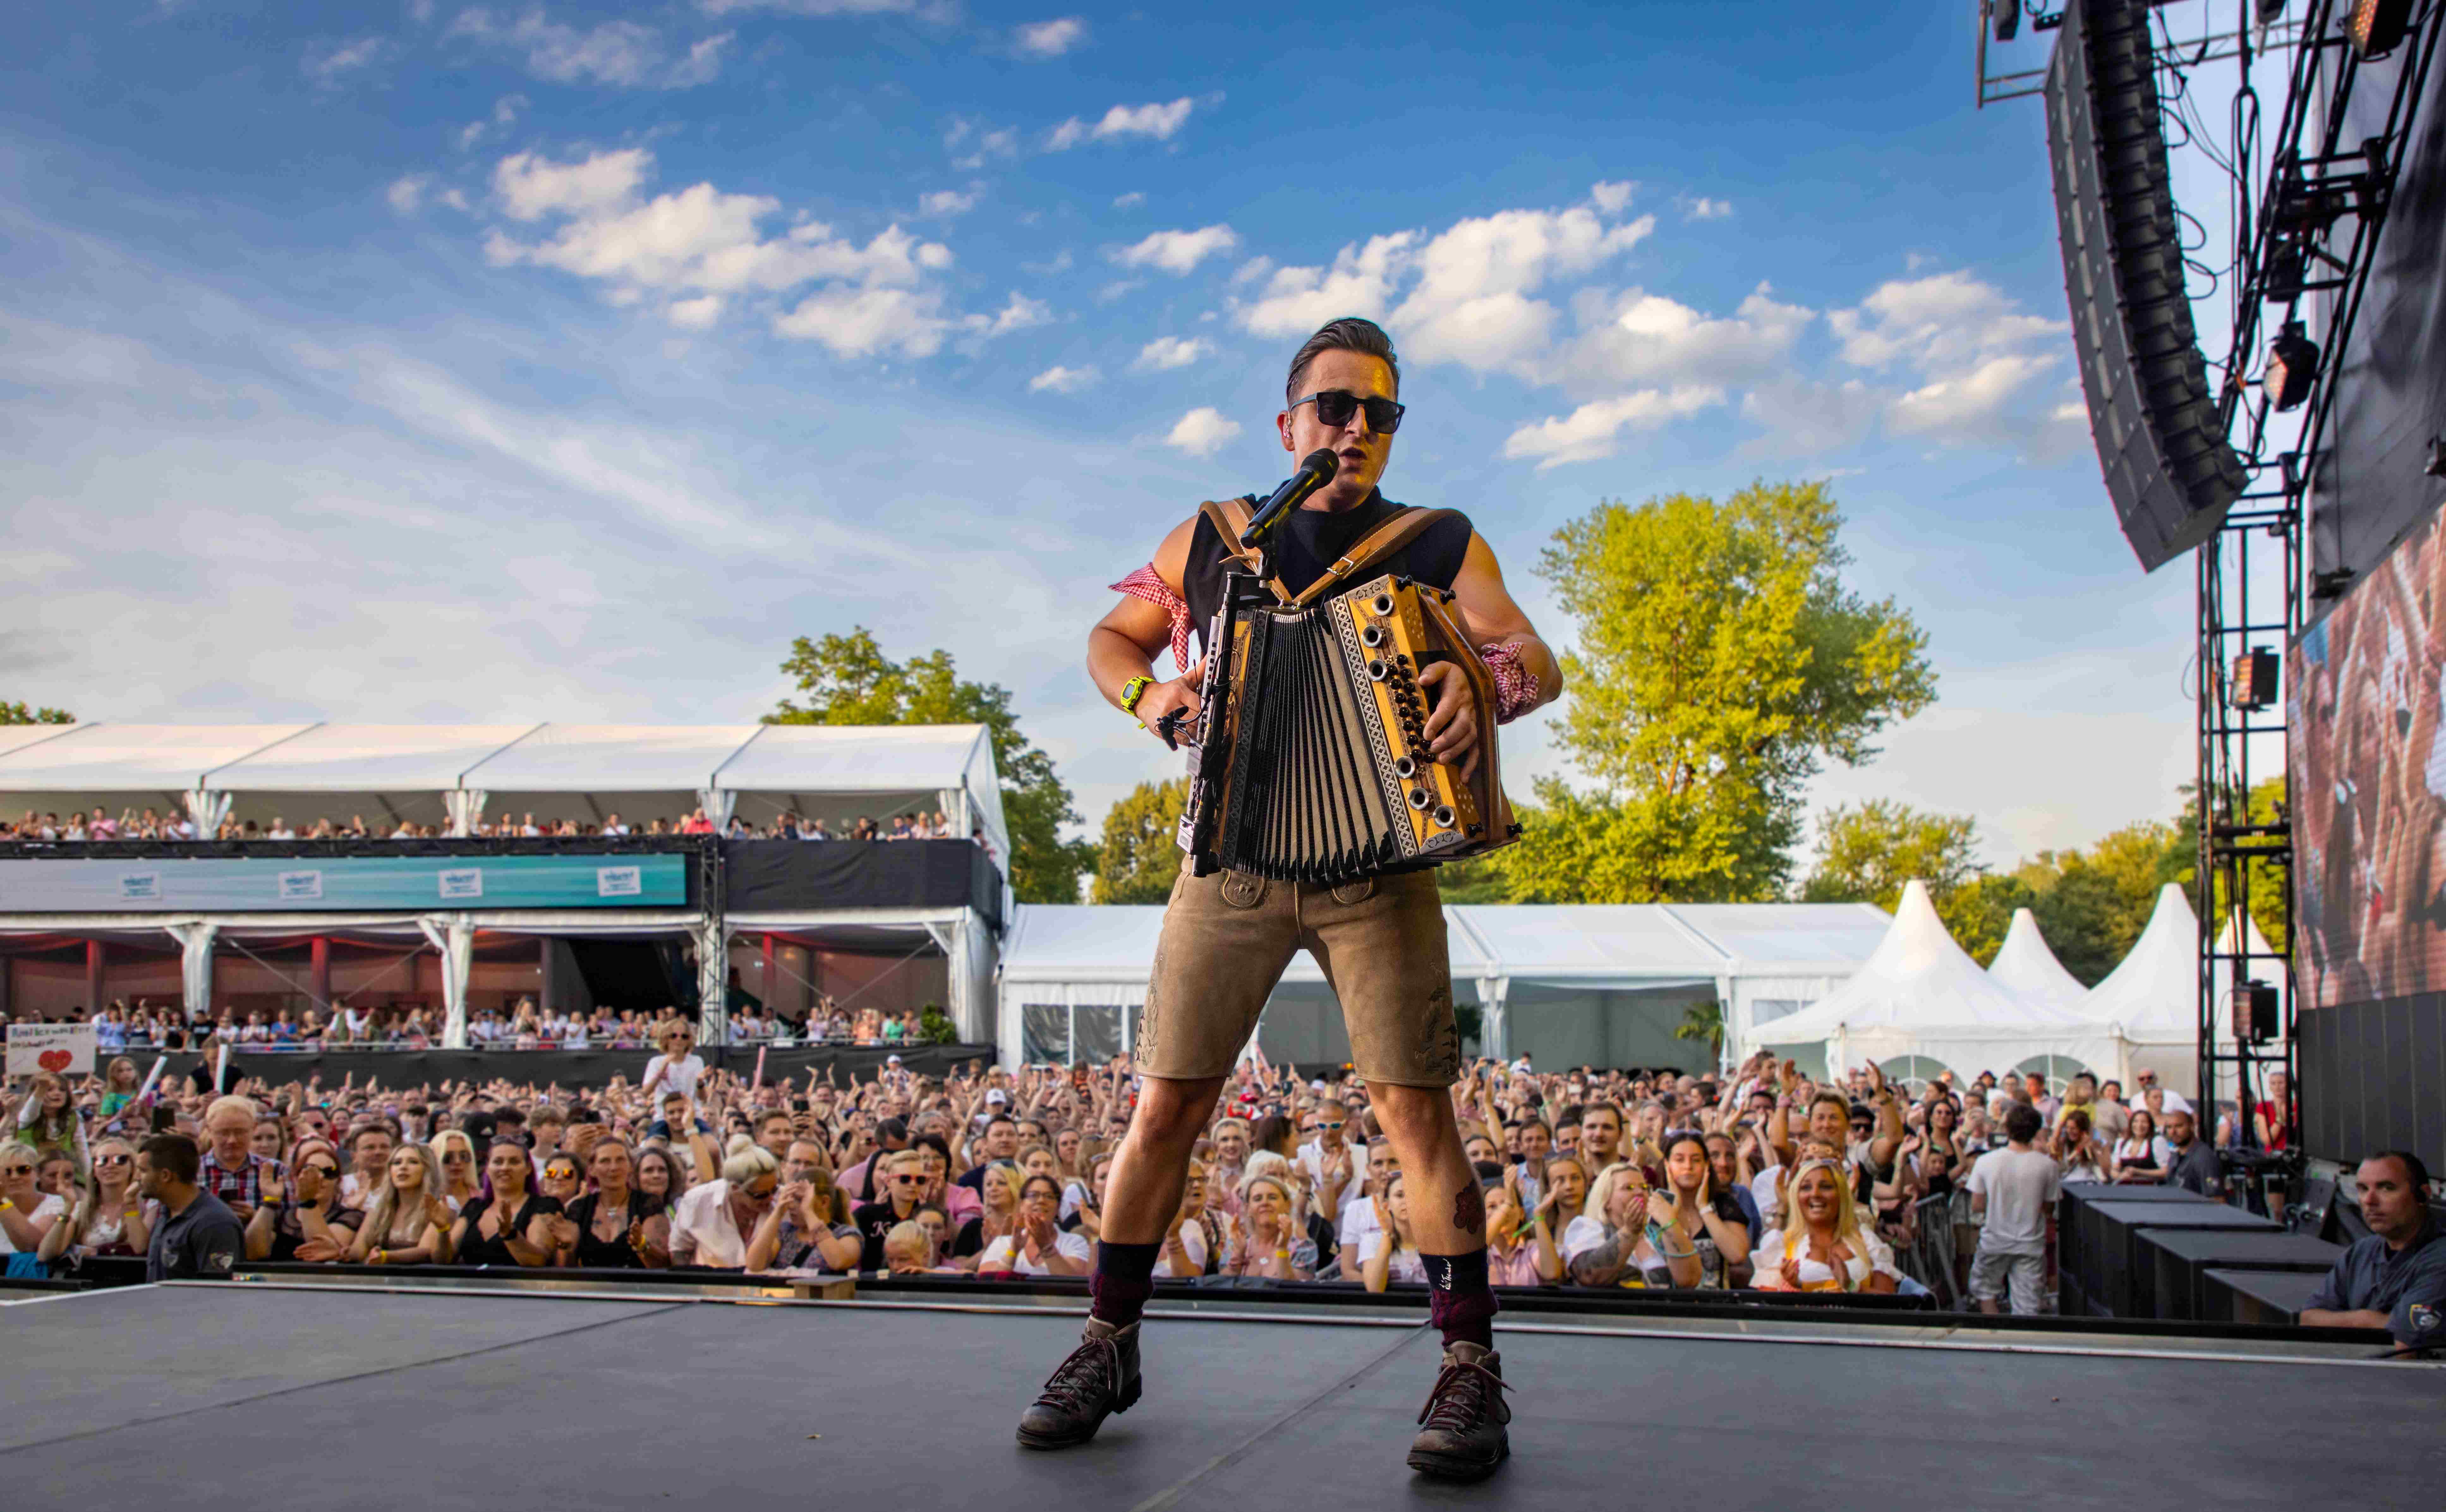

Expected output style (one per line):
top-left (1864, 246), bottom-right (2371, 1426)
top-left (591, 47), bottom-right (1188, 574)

top-left (2300, 1152), bottom-right (2446, 1348)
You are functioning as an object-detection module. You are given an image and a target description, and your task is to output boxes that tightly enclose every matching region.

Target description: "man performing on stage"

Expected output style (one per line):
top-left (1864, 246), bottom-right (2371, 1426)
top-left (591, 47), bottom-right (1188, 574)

top-left (1016, 316), bottom-right (1562, 1480)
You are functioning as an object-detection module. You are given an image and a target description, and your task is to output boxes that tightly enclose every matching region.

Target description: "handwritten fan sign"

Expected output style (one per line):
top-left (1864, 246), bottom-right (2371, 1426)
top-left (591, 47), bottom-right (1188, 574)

top-left (6, 1022), bottom-right (97, 1077)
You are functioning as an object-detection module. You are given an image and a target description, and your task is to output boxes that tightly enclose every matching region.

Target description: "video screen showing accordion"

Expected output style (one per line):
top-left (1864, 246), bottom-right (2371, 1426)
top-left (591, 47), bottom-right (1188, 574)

top-left (1179, 572), bottom-right (1517, 883)
top-left (2290, 509), bottom-right (2446, 1009)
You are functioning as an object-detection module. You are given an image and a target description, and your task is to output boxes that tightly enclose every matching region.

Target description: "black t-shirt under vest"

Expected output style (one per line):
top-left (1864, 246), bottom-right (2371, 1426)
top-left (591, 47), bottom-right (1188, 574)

top-left (1182, 489), bottom-right (1473, 657)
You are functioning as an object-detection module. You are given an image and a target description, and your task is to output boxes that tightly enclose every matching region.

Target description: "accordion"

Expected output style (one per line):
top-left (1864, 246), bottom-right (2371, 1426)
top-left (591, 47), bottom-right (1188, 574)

top-left (1179, 570), bottom-right (1518, 883)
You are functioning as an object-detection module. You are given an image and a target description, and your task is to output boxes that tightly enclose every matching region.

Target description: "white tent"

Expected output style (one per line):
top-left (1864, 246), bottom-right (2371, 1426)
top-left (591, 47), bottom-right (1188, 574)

top-left (1756, 881), bottom-right (2128, 1085)
top-left (0, 721), bottom-right (1009, 861)
top-left (998, 901), bottom-right (1888, 1071)
top-left (1986, 907), bottom-right (2089, 1012)
top-left (2077, 883), bottom-right (2284, 1098)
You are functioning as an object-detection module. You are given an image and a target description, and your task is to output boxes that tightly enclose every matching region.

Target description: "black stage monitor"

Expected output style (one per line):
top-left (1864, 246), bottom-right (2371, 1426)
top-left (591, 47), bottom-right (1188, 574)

top-left (2045, 0), bottom-right (2246, 572)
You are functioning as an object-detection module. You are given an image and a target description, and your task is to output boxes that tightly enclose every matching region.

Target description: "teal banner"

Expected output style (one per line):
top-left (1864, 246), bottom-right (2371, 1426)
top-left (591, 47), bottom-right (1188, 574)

top-left (0, 854), bottom-right (687, 912)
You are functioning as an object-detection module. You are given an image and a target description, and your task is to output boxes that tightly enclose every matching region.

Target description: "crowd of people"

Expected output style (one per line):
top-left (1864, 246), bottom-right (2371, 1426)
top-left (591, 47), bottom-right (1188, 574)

top-left (45, 997), bottom-right (932, 1054)
top-left (1, 1038), bottom-right (2290, 1315)
top-left (3, 807), bottom-right (985, 844)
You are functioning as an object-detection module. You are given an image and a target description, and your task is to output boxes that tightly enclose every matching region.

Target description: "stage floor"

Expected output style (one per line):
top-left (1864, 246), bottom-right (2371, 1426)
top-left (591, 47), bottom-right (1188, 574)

top-left (6, 1282), bottom-right (2442, 1509)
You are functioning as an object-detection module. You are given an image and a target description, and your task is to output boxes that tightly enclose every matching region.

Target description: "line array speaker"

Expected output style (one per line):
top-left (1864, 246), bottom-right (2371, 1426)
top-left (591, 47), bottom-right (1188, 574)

top-left (2046, 0), bottom-right (2247, 572)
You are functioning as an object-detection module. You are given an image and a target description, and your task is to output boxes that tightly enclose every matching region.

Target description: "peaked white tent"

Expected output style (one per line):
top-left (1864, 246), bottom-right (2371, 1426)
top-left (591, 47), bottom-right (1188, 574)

top-left (1756, 881), bottom-right (2127, 1084)
top-left (1986, 908), bottom-right (2090, 1012)
top-left (2077, 883), bottom-right (2284, 1097)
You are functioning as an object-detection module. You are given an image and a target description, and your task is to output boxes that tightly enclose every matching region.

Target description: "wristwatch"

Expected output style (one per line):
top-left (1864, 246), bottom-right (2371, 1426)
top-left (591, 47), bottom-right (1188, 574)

top-left (1119, 675), bottom-right (1153, 719)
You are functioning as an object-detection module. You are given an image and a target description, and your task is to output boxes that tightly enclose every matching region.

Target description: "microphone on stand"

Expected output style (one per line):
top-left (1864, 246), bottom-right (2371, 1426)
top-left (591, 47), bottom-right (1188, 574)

top-left (1240, 448), bottom-right (1340, 551)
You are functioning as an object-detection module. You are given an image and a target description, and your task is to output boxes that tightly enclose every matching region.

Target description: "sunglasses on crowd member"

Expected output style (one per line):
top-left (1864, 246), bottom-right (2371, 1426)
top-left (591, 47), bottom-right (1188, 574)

top-left (305, 1163), bottom-right (341, 1179)
top-left (96, 1153), bottom-right (133, 1168)
top-left (442, 1151), bottom-right (473, 1164)
top-left (1289, 389), bottom-right (1405, 435)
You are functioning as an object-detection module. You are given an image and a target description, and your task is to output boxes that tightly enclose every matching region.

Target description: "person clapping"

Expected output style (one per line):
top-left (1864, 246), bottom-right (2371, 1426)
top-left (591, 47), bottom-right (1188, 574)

top-left (345, 1144), bottom-right (455, 1267)
top-left (978, 1174), bottom-right (1089, 1277)
top-left (451, 1142), bottom-right (561, 1268)
top-left (243, 1142), bottom-right (358, 1263)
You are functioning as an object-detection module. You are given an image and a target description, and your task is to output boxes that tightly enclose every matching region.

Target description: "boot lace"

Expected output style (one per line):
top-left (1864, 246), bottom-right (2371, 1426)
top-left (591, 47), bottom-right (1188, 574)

top-left (1033, 1334), bottom-right (1119, 1414)
top-left (1417, 1357), bottom-right (1511, 1432)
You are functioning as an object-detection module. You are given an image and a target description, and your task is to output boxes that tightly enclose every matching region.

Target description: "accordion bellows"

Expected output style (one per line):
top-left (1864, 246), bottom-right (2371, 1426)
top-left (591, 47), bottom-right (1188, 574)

top-left (1180, 572), bottom-right (1518, 883)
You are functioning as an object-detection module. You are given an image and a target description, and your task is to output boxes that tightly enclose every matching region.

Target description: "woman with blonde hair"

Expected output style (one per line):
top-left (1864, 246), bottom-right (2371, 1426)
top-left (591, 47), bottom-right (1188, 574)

top-left (1562, 1161), bottom-right (1699, 1289)
top-left (346, 1142), bottom-right (455, 1266)
top-left (428, 1129), bottom-right (481, 1212)
top-left (1754, 1158), bottom-right (1900, 1293)
top-left (35, 1135), bottom-right (152, 1263)
top-left (669, 1136), bottom-right (780, 1270)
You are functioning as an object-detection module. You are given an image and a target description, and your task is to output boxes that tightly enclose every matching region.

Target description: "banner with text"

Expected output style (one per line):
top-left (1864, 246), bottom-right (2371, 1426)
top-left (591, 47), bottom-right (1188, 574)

top-left (0, 854), bottom-right (688, 913)
top-left (6, 1021), bottom-right (98, 1076)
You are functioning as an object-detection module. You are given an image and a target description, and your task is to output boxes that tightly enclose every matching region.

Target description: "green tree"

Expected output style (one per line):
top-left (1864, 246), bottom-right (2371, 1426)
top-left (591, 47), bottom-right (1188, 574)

top-left (1945, 871), bottom-right (2037, 966)
top-left (1091, 778), bottom-right (1188, 904)
top-left (1799, 799), bottom-right (1996, 955)
top-left (0, 701), bottom-right (73, 725)
top-left (1501, 481), bottom-right (1936, 902)
top-left (1674, 999), bottom-right (1725, 1059)
top-left (768, 629), bottom-right (1093, 903)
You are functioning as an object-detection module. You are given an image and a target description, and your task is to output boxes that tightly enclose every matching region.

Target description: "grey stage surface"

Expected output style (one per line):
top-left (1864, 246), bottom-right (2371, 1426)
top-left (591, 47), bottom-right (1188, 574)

top-left (5, 1284), bottom-right (2443, 1509)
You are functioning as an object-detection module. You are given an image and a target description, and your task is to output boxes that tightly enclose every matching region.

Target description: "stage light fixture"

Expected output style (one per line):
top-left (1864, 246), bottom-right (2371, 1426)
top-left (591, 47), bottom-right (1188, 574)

top-left (2231, 648), bottom-right (2280, 709)
top-left (2235, 981), bottom-right (2280, 1044)
top-left (2344, 0), bottom-right (2413, 58)
top-left (2256, 0), bottom-right (2288, 21)
top-left (1992, 0), bottom-right (2022, 41)
top-left (2263, 322), bottom-right (2320, 412)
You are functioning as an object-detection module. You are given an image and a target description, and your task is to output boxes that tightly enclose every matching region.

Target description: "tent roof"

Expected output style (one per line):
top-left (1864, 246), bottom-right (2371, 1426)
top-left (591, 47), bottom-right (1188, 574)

top-left (1662, 902), bottom-right (1893, 968)
top-left (2080, 883), bottom-right (2198, 1040)
top-left (711, 724), bottom-right (991, 794)
top-left (205, 724), bottom-right (541, 791)
top-left (1757, 881), bottom-right (2095, 1045)
top-left (461, 725), bottom-right (766, 793)
top-left (1986, 907), bottom-right (2089, 1014)
top-left (0, 724), bottom-right (317, 793)
top-left (1451, 905), bottom-right (1717, 983)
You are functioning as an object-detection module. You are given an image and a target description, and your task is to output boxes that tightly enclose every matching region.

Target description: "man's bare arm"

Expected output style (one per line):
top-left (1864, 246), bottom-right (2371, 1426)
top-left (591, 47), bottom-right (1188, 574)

top-left (1087, 517), bottom-right (1201, 732)
top-left (1448, 533), bottom-right (1562, 714)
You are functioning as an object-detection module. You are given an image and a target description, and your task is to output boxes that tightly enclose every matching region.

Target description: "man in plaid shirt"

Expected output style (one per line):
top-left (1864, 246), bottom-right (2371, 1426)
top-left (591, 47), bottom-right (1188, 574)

top-left (198, 1096), bottom-right (284, 1223)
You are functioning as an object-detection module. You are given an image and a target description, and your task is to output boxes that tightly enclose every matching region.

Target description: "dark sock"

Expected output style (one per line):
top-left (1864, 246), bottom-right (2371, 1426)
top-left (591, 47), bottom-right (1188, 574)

top-left (1423, 1250), bottom-right (1498, 1350)
top-left (1089, 1240), bottom-right (1161, 1328)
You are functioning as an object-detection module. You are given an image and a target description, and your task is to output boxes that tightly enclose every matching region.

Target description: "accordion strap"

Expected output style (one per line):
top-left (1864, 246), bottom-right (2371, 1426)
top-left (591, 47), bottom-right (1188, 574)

top-left (1197, 497), bottom-right (1462, 607)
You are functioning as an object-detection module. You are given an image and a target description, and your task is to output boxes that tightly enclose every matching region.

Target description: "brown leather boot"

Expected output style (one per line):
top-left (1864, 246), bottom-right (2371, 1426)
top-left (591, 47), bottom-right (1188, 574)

top-left (1406, 1341), bottom-right (1510, 1480)
top-left (1015, 1318), bottom-right (1142, 1449)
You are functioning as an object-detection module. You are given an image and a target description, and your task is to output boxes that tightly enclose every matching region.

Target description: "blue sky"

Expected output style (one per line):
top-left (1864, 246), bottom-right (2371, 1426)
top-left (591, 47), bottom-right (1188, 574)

top-left (2, 2), bottom-right (2206, 870)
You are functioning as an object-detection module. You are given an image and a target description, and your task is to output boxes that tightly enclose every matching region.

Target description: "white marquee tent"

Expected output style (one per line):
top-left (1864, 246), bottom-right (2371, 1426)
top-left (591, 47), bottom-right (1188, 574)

top-left (998, 901), bottom-right (1890, 1070)
top-left (1755, 881), bottom-right (2128, 1084)
top-left (2077, 883), bottom-right (2287, 1098)
top-left (0, 724), bottom-right (1008, 1045)
top-left (0, 722), bottom-right (1008, 859)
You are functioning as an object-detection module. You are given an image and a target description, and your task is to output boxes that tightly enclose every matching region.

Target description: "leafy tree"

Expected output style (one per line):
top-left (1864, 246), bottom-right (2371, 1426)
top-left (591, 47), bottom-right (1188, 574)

top-left (1799, 798), bottom-right (1997, 955)
top-left (1945, 871), bottom-right (2037, 966)
top-left (768, 629), bottom-right (1092, 903)
top-left (1091, 779), bottom-right (1188, 904)
top-left (0, 701), bottom-right (73, 725)
top-left (1500, 481), bottom-right (1935, 902)
top-left (1674, 999), bottom-right (1725, 1059)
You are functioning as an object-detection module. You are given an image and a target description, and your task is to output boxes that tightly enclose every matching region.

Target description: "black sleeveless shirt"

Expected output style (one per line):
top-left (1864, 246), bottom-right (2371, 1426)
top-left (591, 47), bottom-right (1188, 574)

top-left (1183, 489), bottom-right (1473, 657)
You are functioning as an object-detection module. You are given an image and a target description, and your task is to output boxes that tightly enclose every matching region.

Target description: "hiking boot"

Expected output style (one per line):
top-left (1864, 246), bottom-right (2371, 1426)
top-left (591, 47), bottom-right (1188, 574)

top-left (1406, 1341), bottom-right (1510, 1480)
top-left (1016, 1317), bottom-right (1142, 1449)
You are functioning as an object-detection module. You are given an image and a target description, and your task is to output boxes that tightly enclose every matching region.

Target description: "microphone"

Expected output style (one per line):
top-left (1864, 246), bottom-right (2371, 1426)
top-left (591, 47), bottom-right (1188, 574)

top-left (1239, 448), bottom-right (1340, 550)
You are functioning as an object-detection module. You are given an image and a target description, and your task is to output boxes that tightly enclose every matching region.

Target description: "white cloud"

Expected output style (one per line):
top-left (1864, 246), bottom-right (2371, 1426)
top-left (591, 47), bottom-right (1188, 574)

top-left (1558, 281), bottom-right (1812, 394)
top-left (1029, 364), bottom-right (1097, 393)
top-left (1235, 233), bottom-right (1415, 337)
top-left (1739, 377), bottom-right (1881, 455)
top-left (304, 36), bottom-right (389, 86)
top-left (951, 126), bottom-right (1019, 169)
top-left (448, 9), bottom-right (732, 88)
top-left (1501, 385), bottom-right (1724, 468)
top-left (1389, 206), bottom-right (1654, 374)
top-left (1165, 406), bottom-right (1242, 457)
top-left (457, 93), bottom-right (528, 152)
top-left (1112, 190), bottom-right (1145, 208)
top-left (479, 149), bottom-right (1002, 352)
top-left (1135, 336), bottom-right (1212, 370)
top-left (1015, 17), bottom-right (1086, 56)
top-left (666, 294), bottom-right (725, 329)
top-left (919, 187), bottom-right (981, 216)
top-left (967, 292), bottom-right (1053, 338)
top-left (1589, 180), bottom-right (1635, 215)
top-left (1047, 97), bottom-right (1197, 150)
top-left (1829, 270), bottom-right (2070, 452)
top-left (1680, 196), bottom-right (1733, 220)
top-left (1111, 224), bottom-right (1238, 275)
top-left (387, 175), bottom-right (433, 214)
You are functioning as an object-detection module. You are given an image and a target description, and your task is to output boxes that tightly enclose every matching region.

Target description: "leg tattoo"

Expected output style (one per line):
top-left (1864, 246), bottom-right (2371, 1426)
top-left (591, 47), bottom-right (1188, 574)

top-left (1452, 1181), bottom-right (1485, 1236)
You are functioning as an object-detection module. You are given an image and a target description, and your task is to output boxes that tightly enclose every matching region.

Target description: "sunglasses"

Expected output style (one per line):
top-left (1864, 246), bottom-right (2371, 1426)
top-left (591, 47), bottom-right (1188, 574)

top-left (889, 1173), bottom-right (926, 1185)
top-left (97, 1154), bottom-right (133, 1167)
top-left (1289, 389), bottom-right (1404, 435)
top-left (443, 1152), bottom-right (473, 1164)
